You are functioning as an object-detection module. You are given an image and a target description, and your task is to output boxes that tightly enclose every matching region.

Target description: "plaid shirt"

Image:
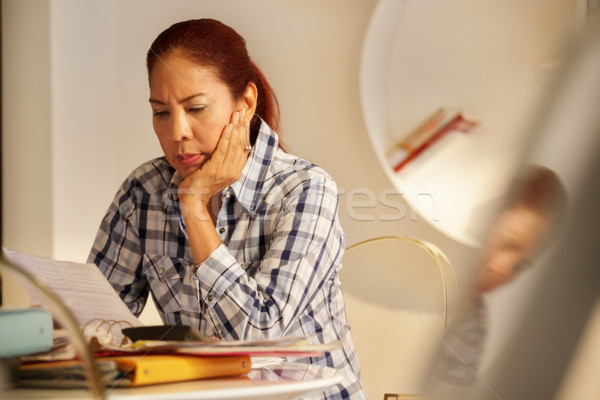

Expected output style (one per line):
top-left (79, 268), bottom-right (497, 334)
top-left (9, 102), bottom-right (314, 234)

top-left (88, 120), bottom-right (367, 399)
top-left (424, 294), bottom-right (489, 398)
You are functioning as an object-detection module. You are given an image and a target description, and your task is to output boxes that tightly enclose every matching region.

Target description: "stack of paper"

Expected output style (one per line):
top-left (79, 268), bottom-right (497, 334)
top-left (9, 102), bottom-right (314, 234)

top-left (1, 248), bottom-right (341, 389)
top-left (2, 247), bottom-right (142, 347)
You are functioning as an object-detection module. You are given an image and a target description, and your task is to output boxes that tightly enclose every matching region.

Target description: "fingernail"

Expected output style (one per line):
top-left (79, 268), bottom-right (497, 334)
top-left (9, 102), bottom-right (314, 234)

top-left (242, 109), bottom-right (246, 121)
top-left (234, 111), bottom-right (239, 124)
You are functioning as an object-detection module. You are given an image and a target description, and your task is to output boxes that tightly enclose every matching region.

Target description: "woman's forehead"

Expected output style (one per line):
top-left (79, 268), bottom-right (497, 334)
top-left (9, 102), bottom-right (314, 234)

top-left (149, 56), bottom-right (228, 99)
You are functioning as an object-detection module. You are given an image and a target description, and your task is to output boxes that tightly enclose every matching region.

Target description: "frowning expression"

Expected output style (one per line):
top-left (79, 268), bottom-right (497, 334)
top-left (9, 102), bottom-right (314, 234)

top-left (149, 53), bottom-right (241, 178)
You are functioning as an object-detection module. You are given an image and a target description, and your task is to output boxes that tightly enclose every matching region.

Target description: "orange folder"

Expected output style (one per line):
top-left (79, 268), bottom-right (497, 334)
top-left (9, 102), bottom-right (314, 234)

top-left (109, 354), bottom-right (251, 386)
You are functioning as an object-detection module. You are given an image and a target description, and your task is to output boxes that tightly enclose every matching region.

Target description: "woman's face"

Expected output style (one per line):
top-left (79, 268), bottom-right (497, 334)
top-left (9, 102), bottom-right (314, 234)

top-left (149, 54), bottom-right (241, 178)
top-left (475, 206), bottom-right (550, 294)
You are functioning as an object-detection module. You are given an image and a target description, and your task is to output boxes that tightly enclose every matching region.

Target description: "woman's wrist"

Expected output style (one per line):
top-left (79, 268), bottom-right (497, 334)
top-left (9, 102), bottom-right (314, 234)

top-left (178, 184), bottom-right (209, 218)
top-left (182, 199), bottom-right (211, 223)
top-left (179, 192), bottom-right (222, 264)
top-left (185, 213), bottom-right (222, 264)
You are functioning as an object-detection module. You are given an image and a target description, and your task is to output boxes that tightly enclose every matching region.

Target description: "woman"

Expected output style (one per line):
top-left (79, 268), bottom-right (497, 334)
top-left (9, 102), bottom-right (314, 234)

top-left (88, 19), bottom-right (366, 399)
top-left (425, 165), bottom-right (567, 397)
top-left (475, 165), bottom-right (567, 295)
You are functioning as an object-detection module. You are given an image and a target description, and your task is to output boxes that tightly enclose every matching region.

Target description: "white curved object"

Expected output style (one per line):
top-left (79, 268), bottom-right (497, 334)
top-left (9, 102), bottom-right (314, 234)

top-left (359, 0), bottom-right (574, 246)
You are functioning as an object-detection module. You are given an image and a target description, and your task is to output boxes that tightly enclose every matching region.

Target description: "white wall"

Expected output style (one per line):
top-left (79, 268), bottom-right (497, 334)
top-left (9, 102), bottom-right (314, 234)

top-left (1, 0), bottom-right (53, 307)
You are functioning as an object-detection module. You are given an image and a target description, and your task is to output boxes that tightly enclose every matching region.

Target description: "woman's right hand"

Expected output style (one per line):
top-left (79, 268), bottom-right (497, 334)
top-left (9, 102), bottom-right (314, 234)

top-left (178, 109), bottom-right (250, 221)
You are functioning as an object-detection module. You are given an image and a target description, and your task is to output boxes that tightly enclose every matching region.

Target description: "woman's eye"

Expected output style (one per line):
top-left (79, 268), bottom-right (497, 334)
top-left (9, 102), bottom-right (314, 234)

top-left (188, 106), bottom-right (207, 113)
top-left (153, 110), bottom-right (169, 118)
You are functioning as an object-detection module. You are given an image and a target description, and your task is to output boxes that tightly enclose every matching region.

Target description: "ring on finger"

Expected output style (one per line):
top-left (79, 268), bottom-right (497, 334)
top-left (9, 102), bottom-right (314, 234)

top-left (242, 121), bottom-right (251, 151)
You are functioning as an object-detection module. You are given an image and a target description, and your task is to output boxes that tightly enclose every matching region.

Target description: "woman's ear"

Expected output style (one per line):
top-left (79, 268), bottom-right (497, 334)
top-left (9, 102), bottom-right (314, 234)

top-left (240, 82), bottom-right (258, 124)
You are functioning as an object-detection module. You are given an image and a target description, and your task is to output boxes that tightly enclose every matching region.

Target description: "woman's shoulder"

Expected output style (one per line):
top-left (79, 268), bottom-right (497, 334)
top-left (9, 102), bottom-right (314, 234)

top-left (256, 121), bottom-right (336, 189)
top-left (106, 157), bottom-right (173, 218)
top-left (268, 150), bottom-right (338, 195)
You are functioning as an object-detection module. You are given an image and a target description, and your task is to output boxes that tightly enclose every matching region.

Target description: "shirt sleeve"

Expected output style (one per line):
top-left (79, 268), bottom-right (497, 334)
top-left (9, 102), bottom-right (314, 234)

top-left (195, 174), bottom-right (345, 340)
top-left (87, 180), bottom-right (149, 316)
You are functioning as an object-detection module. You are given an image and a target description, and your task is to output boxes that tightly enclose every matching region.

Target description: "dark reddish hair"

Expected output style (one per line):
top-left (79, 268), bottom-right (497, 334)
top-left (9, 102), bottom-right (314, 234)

top-left (147, 19), bottom-right (282, 147)
top-left (508, 165), bottom-right (568, 235)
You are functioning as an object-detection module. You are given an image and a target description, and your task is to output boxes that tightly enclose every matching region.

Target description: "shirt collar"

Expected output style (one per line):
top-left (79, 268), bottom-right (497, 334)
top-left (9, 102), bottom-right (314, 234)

top-left (164, 118), bottom-right (279, 213)
top-left (167, 167), bottom-right (184, 204)
top-left (228, 118), bottom-right (279, 213)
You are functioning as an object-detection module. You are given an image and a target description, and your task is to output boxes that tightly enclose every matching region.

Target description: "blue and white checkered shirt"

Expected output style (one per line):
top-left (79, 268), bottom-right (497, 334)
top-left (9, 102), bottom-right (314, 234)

top-left (88, 120), bottom-right (367, 399)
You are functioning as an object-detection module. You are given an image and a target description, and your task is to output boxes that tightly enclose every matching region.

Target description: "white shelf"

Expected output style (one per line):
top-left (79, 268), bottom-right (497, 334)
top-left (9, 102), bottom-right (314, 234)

top-left (359, 0), bottom-right (571, 246)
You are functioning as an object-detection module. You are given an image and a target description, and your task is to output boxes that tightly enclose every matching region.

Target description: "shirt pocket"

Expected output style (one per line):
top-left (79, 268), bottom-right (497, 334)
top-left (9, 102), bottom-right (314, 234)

top-left (142, 254), bottom-right (188, 315)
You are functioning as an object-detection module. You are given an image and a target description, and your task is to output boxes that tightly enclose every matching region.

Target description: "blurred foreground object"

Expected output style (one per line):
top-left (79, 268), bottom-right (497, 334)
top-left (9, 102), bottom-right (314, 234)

top-left (422, 22), bottom-right (600, 400)
top-left (0, 259), bottom-right (105, 398)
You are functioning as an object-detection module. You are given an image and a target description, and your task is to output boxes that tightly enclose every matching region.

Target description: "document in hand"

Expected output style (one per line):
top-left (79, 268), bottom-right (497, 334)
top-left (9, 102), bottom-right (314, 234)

top-left (1, 247), bottom-right (142, 344)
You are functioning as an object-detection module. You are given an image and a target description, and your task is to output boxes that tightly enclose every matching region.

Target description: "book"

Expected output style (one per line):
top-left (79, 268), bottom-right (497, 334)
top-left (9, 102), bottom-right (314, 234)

top-left (388, 108), bottom-right (478, 172)
top-left (18, 359), bottom-right (125, 388)
top-left (19, 354), bottom-right (251, 387)
top-left (111, 354), bottom-right (251, 386)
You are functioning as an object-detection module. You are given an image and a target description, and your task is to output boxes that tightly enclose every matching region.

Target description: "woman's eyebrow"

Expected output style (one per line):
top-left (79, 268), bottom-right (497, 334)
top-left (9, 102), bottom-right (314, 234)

top-left (148, 93), bottom-right (208, 105)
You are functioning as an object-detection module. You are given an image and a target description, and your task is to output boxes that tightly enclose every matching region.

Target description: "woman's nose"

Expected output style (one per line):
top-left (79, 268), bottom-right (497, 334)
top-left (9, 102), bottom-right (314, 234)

top-left (170, 113), bottom-right (193, 141)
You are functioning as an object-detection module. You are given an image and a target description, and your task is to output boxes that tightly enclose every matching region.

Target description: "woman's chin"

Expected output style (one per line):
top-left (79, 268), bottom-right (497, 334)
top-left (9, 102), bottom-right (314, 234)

top-left (175, 161), bottom-right (206, 178)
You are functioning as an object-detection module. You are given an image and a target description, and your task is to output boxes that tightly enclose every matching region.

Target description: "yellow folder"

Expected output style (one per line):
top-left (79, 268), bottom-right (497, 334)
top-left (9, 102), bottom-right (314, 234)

top-left (110, 354), bottom-right (252, 386)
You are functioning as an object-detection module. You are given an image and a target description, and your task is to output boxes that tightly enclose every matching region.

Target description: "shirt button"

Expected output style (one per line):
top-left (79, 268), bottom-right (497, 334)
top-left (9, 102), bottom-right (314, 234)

top-left (207, 293), bottom-right (214, 302)
top-left (219, 227), bottom-right (225, 234)
top-left (225, 191), bottom-right (231, 199)
top-left (158, 267), bottom-right (165, 275)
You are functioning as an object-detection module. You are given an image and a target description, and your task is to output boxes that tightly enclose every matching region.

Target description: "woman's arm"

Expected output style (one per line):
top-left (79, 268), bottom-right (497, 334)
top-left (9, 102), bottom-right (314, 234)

top-left (194, 173), bottom-right (345, 340)
top-left (178, 110), bottom-right (249, 264)
top-left (87, 178), bottom-right (148, 316)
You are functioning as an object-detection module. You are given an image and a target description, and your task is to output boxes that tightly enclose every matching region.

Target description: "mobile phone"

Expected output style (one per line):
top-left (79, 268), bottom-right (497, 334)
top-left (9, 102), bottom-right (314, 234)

top-left (122, 325), bottom-right (213, 342)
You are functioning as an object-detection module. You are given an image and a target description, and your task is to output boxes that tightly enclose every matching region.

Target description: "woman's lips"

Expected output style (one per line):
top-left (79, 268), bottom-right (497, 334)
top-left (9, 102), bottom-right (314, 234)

top-left (177, 153), bottom-right (202, 165)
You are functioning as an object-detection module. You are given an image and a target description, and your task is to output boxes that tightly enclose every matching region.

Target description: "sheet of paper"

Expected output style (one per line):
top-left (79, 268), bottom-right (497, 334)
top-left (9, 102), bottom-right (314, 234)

top-left (2, 248), bottom-right (142, 333)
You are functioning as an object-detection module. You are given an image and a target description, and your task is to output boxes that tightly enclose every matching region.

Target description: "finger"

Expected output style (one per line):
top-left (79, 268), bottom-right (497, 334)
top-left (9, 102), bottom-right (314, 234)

top-left (212, 111), bottom-right (248, 181)
top-left (212, 123), bottom-right (232, 168)
top-left (231, 117), bottom-right (250, 175)
top-left (220, 111), bottom-right (238, 158)
top-left (233, 111), bottom-right (249, 154)
top-left (211, 113), bottom-right (240, 178)
top-left (222, 112), bottom-right (249, 179)
top-left (234, 111), bottom-right (247, 152)
top-left (225, 113), bottom-right (249, 173)
top-left (242, 109), bottom-right (251, 148)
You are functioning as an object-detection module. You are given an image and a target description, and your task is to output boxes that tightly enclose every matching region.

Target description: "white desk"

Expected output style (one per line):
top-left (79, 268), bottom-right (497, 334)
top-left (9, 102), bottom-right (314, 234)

top-left (0, 362), bottom-right (342, 400)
